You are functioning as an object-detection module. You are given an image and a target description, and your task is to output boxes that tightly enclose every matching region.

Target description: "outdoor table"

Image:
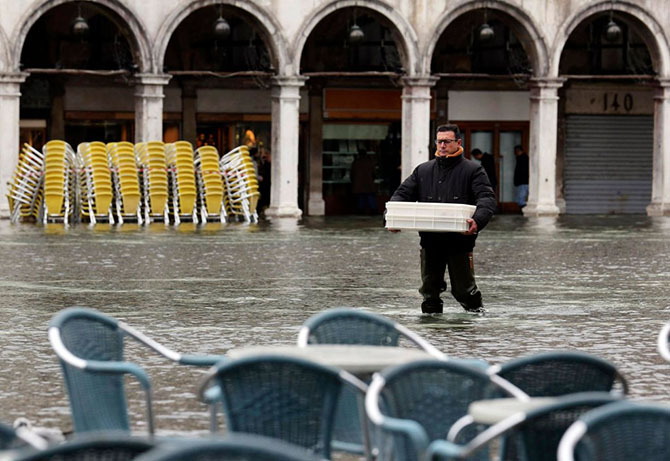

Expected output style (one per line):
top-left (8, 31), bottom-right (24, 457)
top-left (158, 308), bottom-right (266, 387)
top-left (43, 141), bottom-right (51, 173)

top-left (227, 344), bottom-right (433, 376)
top-left (468, 397), bottom-right (558, 425)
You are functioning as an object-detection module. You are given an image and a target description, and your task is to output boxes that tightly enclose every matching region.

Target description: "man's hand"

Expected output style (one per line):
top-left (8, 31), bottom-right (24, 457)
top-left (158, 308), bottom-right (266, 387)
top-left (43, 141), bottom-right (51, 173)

top-left (462, 218), bottom-right (478, 235)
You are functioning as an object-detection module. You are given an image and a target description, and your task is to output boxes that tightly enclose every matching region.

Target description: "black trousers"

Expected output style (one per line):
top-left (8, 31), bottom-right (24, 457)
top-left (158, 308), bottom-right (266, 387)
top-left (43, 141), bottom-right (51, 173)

top-left (419, 247), bottom-right (483, 313)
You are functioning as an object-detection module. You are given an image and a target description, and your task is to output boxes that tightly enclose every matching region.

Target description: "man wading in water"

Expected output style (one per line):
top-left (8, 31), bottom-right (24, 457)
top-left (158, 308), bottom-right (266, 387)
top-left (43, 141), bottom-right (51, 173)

top-left (388, 124), bottom-right (496, 314)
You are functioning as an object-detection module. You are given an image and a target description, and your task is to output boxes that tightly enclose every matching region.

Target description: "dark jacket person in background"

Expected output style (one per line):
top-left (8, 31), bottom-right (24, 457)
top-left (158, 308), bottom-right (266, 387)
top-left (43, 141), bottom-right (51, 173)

top-left (389, 124), bottom-right (496, 314)
top-left (471, 148), bottom-right (497, 193)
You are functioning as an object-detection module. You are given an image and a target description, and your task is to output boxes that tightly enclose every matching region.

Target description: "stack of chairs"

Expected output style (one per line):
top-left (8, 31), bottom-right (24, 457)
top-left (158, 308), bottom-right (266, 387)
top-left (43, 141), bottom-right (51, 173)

top-left (165, 141), bottom-right (198, 224)
top-left (107, 142), bottom-right (142, 224)
top-left (7, 144), bottom-right (44, 223)
top-left (220, 146), bottom-right (259, 222)
top-left (194, 145), bottom-right (225, 222)
top-left (77, 142), bottom-right (114, 224)
top-left (42, 140), bottom-right (76, 224)
top-left (135, 142), bottom-right (169, 223)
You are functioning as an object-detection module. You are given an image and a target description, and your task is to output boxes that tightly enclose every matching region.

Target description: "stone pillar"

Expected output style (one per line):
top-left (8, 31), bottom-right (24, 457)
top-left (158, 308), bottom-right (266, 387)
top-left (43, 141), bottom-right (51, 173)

top-left (401, 76), bottom-right (437, 181)
top-left (181, 82), bottom-right (197, 146)
top-left (307, 88), bottom-right (325, 216)
top-left (524, 78), bottom-right (565, 217)
top-left (265, 76), bottom-right (307, 219)
top-left (647, 79), bottom-right (670, 216)
top-left (0, 73), bottom-right (28, 217)
top-left (134, 74), bottom-right (171, 142)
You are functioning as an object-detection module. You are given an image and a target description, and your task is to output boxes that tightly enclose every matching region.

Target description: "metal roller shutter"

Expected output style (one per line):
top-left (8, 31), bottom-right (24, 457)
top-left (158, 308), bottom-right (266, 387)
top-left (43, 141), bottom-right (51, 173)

top-left (564, 115), bottom-right (653, 214)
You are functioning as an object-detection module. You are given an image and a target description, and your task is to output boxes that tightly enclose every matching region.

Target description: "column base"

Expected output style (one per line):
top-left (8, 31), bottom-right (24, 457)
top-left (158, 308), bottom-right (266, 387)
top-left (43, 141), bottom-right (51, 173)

top-left (0, 203), bottom-right (9, 219)
top-left (307, 197), bottom-right (325, 216)
top-left (522, 202), bottom-right (560, 217)
top-left (264, 205), bottom-right (303, 219)
top-left (646, 202), bottom-right (670, 216)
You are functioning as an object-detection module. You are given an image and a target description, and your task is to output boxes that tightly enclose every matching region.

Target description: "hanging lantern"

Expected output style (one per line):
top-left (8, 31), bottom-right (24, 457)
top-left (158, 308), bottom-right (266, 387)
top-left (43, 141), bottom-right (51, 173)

top-left (213, 16), bottom-right (231, 40)
top-left (478, 23), bottom-right (494, 42)
top-left (605, 19), bottom-right (622, 42)
top-left (71, 3), bottom-right (89, 36)
top-left (349, 23), bottom-right (364, 43)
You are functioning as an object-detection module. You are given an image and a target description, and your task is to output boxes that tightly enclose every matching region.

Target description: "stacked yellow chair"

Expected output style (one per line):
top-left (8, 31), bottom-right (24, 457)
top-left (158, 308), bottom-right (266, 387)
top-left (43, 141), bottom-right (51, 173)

top-left (220, 145), bottom-right (260, 222)
top-left (7, 144), bottom-right (44, 223)
top-left (194, 145), bottom-right (225, 222)
top-left (107, 142), bottom-right (142, 224)
top-left (42, 140), bottom-right (76, 224)
top-left (77, 142), bottom-right (114, 224)
top-left (135, 142), bottom-right (169, 223)
top-left (165, 141), bottom-right (198, 223)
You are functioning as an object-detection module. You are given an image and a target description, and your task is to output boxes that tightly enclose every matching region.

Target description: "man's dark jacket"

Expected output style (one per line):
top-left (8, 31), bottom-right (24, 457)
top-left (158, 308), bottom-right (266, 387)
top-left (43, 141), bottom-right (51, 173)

top-left (390, 155), bottom-right (496, 252)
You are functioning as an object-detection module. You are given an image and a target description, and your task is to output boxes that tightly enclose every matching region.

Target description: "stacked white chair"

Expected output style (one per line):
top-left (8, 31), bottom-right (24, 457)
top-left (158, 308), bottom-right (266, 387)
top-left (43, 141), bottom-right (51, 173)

top-left (77, 142), bottom-right (114, 224)
top-left (107, 142), bottom-right (143, 224)
top-left (165, 141), bottom-right (198, 224)
top-left (194, 145), bottom-right (225, 222)
top-left (135, 142), bottom-right (169, 223)
top-left (42, 140), bottom-right (76, 224)
top-left (220, 145), bottom-right (259, 222)
top-left (7, 144), bottom-right (44, 223)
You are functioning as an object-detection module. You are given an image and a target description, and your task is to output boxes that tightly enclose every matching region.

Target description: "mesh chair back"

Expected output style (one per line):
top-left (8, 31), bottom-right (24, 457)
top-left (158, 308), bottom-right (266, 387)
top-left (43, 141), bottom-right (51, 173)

top-left (494, 351), bottom-right (624, 397)
top-left (378, 360), bottom-right (508, 461)
top-left (14, 433), bottom-right (154, 461)
top-left (302, 308), bottom-right (402, 346)
top-left (135, 435), bottom-right (319, 461)
top-left (54, 312), bottom-right (130, 432)
top-left (571, 402), bottom-right (670, 461)
top-left (210, 355), bottom-right (343, 459)
top-left (500, 393), bottom-right (620, 461)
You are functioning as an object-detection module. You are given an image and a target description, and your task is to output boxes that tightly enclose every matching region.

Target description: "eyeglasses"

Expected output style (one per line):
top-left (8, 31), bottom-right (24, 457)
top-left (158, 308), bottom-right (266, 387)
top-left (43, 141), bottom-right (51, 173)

top-left (436, 139), bottom-right (457, 145)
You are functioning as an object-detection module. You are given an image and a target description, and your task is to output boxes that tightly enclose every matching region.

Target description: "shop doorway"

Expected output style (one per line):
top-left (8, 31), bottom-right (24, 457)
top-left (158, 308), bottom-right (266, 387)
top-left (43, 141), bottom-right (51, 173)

top-left (456, 122), bottom-right (528, 213)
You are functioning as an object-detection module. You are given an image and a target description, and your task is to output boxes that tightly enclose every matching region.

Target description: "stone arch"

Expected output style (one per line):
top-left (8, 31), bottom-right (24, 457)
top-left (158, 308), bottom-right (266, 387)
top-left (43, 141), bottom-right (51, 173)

top-left (552, 0), bottom-right (670, 78)
top-left (11, 0), bottom-right (152, 72)
top-left (156, 0), bottom-right (288, 75)
top-left (423, 0), bottom-right (549, 77)
top-left (294, 0), bottom-right (419, 76)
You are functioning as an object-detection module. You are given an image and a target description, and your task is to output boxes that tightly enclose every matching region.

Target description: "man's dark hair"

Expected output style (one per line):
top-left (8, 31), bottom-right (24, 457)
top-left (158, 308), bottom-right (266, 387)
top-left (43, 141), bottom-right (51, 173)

top-left (471, 148), bottom-right (482, 157)
top-left (436, 124), bottom-right (461, 139)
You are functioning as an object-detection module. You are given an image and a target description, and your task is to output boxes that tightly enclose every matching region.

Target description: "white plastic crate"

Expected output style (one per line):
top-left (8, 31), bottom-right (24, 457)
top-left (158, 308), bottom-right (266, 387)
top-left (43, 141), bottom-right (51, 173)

top-left (385, 201), bottom-right (476, 232)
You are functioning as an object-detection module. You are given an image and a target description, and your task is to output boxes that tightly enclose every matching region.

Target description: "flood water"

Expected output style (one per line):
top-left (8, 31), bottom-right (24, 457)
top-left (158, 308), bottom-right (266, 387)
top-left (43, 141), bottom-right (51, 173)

top-left (0, 215), bottom-right (669, 437)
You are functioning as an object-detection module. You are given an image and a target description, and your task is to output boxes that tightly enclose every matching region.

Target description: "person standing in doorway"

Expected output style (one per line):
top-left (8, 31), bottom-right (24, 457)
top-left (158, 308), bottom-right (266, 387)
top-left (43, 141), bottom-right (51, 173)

top-left (513, 145), bottom-right (529, 209)
top-left (471, 148), bottom-right (497, 193)
top-left (389, 124), bottom-right (496, 314)
top-left (350, 148), bottom-right (377, 214)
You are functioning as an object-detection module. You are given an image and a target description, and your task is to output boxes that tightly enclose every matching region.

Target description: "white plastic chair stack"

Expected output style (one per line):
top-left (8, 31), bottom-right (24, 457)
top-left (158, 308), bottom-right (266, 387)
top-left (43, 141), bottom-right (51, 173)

top-left (107, 142), bottom-right (142, 224)
top-left (220, 145), bottom-right (259, 222)
top-left (77, 142), bottom-right (114, 224)
top-left (7, 144), bottom-right (44, 223)
top-left (135, 142), bottom-right (169, 223)
top-left (42, 140), bottom-right (76, 224)
top-left (194, 145), bottom-right (225, 222)
top-left (165, 141), bottom-right (198, 224)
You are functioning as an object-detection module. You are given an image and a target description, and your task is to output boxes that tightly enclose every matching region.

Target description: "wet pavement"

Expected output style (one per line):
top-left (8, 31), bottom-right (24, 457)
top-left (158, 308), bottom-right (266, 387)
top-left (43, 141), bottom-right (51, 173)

top-left (0, 214), bottom-right (669, 437)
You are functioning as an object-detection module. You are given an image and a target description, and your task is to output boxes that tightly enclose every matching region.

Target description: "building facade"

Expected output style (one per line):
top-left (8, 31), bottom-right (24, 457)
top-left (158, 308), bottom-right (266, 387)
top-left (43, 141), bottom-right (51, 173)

top-left (1, 0), bottom-right (669, 217)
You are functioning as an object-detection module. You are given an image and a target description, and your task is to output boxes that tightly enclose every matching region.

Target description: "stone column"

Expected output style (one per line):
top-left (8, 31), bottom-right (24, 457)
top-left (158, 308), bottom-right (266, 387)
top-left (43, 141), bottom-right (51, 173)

top-left (265, 75), bottom-right (307, 219)
top-left (647, 79), bottom-right (670, 216)
top-left (307, 88), bottom-right (325, 216)
top-left (0, 72), bottom-right (29, 217)
top-left (524, 77), bottom-right (565, 217)
top-left (401, 76), bottom-right (437, 181)
top-left (134, 74), bottom-right (171, 142)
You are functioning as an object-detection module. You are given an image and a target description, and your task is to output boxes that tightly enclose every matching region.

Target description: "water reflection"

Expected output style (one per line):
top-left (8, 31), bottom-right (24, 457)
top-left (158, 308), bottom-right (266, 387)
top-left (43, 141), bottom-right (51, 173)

top-left (0, 215), bottom-right (668, 436)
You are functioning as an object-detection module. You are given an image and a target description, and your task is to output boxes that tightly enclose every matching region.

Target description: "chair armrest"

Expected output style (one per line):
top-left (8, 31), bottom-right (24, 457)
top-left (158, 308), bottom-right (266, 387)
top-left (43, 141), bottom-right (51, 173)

top-left (179, 355), bottom-right (226, 367)
top-left (85, 360), bottom-right (151, 389)
top-left (377, 414), bottom-right (431, 456)
top-left (426, 439), bottom-right (470, 460)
